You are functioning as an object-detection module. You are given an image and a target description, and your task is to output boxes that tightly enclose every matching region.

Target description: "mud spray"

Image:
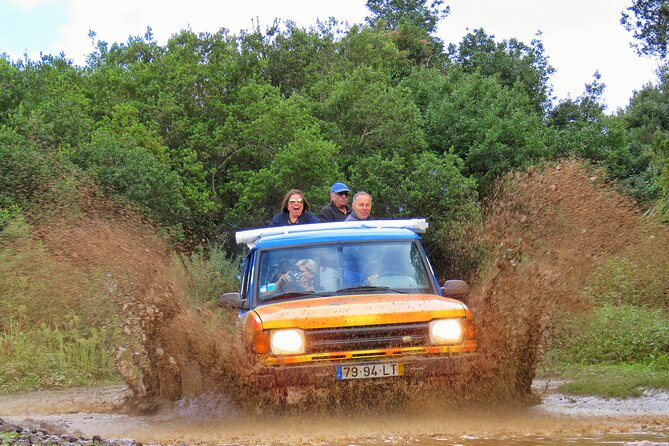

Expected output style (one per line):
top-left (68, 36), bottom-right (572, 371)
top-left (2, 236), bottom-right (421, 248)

top-left (26, 161), bottom-right (668, 415)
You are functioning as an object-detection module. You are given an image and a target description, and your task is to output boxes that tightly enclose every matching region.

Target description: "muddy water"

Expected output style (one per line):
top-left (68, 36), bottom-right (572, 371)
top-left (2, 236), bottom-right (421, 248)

top-left (7, 161), bottom-right (669, 444)
top-left (1, 383), bottom-right (668, 445)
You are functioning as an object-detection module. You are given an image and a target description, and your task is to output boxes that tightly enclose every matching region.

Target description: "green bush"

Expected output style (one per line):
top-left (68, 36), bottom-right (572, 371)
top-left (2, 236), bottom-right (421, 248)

top-left (584, 246), bottom-right (669, 311)
top-left (180, 244), bottom-right (242, 304)
top-left (65, 129), bottom-right (189, 226)
top-left (0, 128), bottom-right (58, 209)
top-left (545, 304), bottom-right (669, 365)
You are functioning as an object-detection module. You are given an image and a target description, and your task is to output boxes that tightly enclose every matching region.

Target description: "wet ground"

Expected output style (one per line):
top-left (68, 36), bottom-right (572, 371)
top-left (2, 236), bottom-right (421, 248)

top-left (1, 381), bottom-right (668, 446)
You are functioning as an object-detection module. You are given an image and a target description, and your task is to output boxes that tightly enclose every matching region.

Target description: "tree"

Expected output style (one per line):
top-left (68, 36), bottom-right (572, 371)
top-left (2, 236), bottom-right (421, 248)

top-left (252, 20), bottom-right (340, 96)
top-left (621, 0), bottom-right (669, 59)
top-left (332, 24), bottom-right (416, 80)
top-left (365, 0), bottom-right (448, 67)
top-left (546, 72), bottom-right (655, 203)
top-left (213, 83), bottom-right (326, 214)
top-left (317, 66), bottom-right (426, 161)
top-left (66, 129), bottom-right (189, 227)
top-left (365, 0), bottom-right (449, 34)
top-left (549, 71), bottom-right (607, 127)
top-left (447, 28), bottom-right (554, 114)
top-left (5, 55), bottom-right (93, 151)
top-left (548, 71), bottom-right (621, 162)
top-left (228, 127), bottom-right (342, 230)
top-left (0, 58), bottom-right (25, 125)
top-left (620, 66), bottom-right (669, 203)
top-left (404, 67), bottom-right (548, 189)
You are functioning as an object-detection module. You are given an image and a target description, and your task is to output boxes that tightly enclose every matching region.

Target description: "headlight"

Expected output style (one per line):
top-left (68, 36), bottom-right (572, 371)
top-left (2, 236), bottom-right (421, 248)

top-left (429, 319), bottom-right (463, 345)
top-left (270, 329), bottom-right (306, 355)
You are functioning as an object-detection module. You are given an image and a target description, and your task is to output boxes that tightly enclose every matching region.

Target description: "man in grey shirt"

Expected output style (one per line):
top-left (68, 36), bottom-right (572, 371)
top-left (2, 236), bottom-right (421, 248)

top-left (345, 191), bottom-right (372, 221)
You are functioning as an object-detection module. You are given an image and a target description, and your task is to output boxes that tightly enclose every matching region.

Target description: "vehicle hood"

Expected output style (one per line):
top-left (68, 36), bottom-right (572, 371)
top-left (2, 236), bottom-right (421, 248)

top-left (252, 294), bottom-right (469, 330)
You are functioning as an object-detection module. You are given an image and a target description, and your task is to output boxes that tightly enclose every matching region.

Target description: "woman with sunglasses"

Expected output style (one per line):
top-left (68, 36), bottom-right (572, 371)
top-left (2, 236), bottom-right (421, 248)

top-left (269, 189), bottom-right (321, 227)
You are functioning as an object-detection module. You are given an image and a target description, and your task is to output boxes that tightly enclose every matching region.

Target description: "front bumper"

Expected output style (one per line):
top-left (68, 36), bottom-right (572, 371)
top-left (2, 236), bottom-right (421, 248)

top-left (250, 352), bottom-right (479, 390)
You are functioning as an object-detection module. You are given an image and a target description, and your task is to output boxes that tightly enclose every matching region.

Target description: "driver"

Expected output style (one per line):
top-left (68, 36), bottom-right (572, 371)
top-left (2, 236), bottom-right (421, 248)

top-left (363, 261), bottom-right (382, 285)
top-left (342, 257), bottom-right (382, 288)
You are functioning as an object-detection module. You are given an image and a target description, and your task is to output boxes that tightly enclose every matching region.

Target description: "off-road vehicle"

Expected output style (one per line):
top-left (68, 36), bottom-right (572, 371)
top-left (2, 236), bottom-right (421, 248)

top-left (220, 219), bottom-right (477, 391)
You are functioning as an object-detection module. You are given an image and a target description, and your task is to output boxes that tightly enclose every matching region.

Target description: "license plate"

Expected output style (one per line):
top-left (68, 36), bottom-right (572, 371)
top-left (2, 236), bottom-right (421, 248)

top-left (336, 363), bottom-right (404, 380)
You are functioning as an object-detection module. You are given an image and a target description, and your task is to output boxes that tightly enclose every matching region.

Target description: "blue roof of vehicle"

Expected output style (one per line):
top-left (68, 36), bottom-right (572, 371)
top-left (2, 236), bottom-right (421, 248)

top-left (254, 227), bottom-right (421, 250)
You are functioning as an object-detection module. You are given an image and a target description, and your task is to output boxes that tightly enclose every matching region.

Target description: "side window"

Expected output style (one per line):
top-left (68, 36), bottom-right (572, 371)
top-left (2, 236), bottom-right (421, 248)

top-left (410, 242), bottom-right (431, 287)
top-left (240, 252), bottom-right (254, 309)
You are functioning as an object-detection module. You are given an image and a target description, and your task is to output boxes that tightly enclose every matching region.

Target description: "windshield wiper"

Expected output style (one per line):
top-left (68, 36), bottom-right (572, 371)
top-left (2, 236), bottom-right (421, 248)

top-left (335, 285), bottom-right (407, 294)
top-left (267, 291), bottom-right (316, 301)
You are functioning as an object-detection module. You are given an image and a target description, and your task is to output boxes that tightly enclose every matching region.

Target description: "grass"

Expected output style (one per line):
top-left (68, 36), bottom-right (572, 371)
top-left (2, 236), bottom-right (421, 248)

top-left (537, 362), bottom-right (669, 398)
top-left (0, 322), bottom-right (121, 393)
top-left (0, 214), bottom-right (124, 394)
top-left (0, 431), bottom-right (19, 445)
top-left (537, 305), bottom-right (669, 398)
top-left (537, 243), bottom-right (669, 399)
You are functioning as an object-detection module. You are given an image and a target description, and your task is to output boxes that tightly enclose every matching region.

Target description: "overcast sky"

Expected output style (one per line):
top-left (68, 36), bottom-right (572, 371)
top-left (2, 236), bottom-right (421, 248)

top-left (0, 0), bottom-right (662, 112)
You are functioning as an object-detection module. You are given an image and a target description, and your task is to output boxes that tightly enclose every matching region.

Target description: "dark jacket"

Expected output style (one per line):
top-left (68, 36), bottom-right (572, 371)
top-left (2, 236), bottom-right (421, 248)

top-left (269, 211), bottom-right (321, 227)
top-left (318, 202), bottom-right (352, 222)
top-left (345, 210), bottom-right (369, 221)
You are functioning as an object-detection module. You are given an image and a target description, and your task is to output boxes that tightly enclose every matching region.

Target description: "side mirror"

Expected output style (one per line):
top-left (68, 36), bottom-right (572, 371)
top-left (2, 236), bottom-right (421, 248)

top-left (441, 279), bottom-right (469, 304)
top-left (218, 292), bottom-right (243, 310)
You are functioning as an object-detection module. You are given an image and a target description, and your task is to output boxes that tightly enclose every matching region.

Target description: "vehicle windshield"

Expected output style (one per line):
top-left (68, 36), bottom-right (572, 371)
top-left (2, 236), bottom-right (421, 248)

top-left (255, 240), bottom-right (436, 303)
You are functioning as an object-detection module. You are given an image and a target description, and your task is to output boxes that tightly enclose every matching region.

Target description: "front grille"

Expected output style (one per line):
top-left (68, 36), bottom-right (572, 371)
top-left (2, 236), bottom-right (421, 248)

top-left (305, 322), bottom-right (429, 353)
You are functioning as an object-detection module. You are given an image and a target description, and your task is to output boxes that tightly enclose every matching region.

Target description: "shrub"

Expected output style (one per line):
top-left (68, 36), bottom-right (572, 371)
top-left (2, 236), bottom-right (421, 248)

top-left (545, 304), bottom-right (669, 365)
top-left (0, 128), bottom-right (58, 209)
top-left (584, 237), bottom-right (669, 311)
top-left (180, 244), bottom-right (242, 304)
top-left (64, 129), bottom-right (189, 226)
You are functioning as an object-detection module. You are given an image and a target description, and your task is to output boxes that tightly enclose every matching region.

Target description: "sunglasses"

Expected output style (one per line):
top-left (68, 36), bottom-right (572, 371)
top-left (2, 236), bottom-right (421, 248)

top-left (288, 199), bottom-right (304, 205)
top-left (335, 191), bottom-right (349, 197)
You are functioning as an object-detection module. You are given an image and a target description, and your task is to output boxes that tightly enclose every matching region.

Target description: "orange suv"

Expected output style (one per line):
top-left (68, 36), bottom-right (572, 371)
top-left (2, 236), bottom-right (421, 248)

top-left (220, 220), bottom-right (477, 390)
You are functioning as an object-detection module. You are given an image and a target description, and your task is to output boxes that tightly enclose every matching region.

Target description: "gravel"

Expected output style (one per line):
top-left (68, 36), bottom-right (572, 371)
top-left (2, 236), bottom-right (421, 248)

top-left (0, 418), bottom-right (145, 446)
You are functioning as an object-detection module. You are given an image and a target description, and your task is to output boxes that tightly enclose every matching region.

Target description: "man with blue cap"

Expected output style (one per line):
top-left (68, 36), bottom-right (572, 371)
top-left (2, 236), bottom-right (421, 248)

top-left (318, 182), bottom-right (352, 222)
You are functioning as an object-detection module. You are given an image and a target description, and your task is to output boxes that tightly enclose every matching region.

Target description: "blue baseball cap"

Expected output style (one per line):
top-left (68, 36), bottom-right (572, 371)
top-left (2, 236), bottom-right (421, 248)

top-left (330, 182), bottom-right (350, 193)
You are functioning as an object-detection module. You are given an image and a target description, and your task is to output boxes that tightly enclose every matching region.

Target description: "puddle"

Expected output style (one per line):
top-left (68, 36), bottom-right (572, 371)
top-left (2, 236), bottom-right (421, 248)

top-left (1, 384), bottom-right (669, 445)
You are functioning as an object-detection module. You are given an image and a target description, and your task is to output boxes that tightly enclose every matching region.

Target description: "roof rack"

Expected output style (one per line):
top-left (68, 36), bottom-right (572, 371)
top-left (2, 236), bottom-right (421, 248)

top-left (235, 219), bottom-right (429, 248)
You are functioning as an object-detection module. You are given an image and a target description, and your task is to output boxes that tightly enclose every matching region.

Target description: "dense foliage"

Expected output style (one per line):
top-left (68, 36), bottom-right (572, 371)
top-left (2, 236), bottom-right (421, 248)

top-left (1, 0), bottom-right (669, 277)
